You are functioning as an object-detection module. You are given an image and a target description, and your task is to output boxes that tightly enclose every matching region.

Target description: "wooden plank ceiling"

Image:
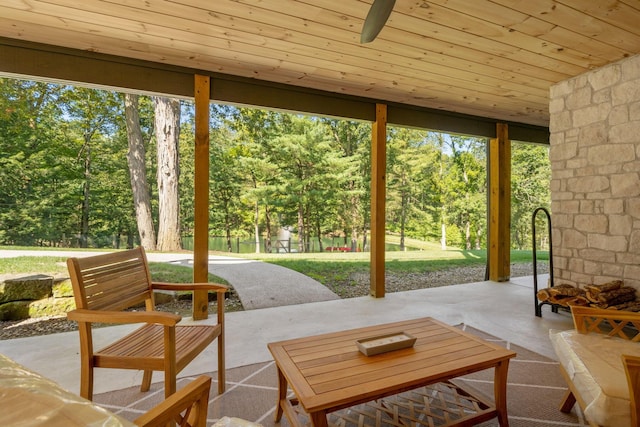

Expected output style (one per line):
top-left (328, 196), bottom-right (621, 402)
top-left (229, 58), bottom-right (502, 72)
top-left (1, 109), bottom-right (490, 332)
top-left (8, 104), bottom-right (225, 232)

top-left (1, 0), bottom-right (640, 127)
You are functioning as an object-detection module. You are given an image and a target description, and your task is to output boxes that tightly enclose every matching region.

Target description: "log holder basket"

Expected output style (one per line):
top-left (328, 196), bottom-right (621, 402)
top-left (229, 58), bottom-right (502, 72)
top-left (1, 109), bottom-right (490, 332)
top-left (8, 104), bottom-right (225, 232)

top-left (532, 207), bottom-right (560, 317)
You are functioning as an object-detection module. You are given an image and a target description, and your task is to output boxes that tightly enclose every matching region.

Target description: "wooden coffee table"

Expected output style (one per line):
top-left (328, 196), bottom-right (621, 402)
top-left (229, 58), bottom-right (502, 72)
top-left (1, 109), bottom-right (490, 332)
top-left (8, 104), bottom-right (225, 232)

top-left (268, 317), bottom-right (516, 427)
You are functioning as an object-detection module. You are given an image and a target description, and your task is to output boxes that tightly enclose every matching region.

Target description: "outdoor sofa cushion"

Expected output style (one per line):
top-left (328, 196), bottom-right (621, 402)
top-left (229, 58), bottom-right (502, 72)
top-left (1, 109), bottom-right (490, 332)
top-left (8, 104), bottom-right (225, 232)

top-left (550, 329), bottom-right (640, 427)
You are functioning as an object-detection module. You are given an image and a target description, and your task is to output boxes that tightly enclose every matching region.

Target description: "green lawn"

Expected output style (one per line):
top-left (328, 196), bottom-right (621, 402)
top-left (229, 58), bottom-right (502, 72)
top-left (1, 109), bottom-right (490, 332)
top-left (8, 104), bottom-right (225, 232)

top-left (0, 247), bottom-right (547, 286)
top-left (0, 254), bottom-right (226, 285)
top-left (223, 249), bottom-right (546, 285)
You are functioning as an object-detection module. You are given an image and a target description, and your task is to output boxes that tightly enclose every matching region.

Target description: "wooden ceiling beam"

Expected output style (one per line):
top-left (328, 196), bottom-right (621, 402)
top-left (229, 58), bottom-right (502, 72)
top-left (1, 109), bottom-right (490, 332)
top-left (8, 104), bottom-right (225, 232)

top-left (1, 0), bottom-right (639, 129)
top-left (0, 18), bottom-right (551, 125)
top-left (0, 37), bottom-right (549, 143)
top-left (0, 12), bottom-right (551, 110)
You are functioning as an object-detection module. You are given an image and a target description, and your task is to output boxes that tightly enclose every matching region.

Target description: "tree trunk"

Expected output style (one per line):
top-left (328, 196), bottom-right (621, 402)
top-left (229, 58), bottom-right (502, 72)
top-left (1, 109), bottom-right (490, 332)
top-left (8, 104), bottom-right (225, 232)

top-left (349, 191), bottom-right (360, 251)
top-left (350, 227), bottom-right (358, 252)
top-left (265, 205), bottom-right (272, 253)
top-left (154, 97), bottom-right (182, 251)
top-left (254, 200), bottom-right (260, 253)
top-left (437, 134), bottom-right (447, 252)
top-left (297, 204), bottom-right (305, 253)
top-left (316, 217), bottom-right (324, 252)
top-left (362, 226), bottom-right (368, 252)
top-left (80, 144), bottom-right (90, 248)
top-left (225, 209), bottom-right (232, 252)
top-left (400, 188), bottom-right (407, 252)
top-left (465, 220), bottom-right (471, 250)
top-left (124, 93), bottom-right (156, 251)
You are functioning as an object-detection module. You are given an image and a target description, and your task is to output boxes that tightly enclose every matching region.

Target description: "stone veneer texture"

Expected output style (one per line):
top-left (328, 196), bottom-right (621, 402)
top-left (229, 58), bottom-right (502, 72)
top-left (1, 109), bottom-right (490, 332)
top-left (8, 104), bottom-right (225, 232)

top-left (549, 53), bottom-right (640, 290)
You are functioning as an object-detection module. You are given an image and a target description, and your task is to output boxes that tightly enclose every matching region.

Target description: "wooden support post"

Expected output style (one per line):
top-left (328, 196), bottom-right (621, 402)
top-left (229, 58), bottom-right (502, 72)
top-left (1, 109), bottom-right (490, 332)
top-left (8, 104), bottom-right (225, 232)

top-left (193, 74), bottom-right (210, 319)
top-left (370, 104), bottom-right (387, 298)
top-left (488, 123), bottom-right (511, 282)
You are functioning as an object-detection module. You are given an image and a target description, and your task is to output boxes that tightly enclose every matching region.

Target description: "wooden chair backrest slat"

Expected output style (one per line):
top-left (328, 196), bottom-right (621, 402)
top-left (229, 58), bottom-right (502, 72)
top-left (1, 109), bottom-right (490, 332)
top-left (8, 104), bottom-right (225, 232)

top-left (68, 248), bottom-right (154, 312)
top-left (82, 270), bottom-right (151, 311)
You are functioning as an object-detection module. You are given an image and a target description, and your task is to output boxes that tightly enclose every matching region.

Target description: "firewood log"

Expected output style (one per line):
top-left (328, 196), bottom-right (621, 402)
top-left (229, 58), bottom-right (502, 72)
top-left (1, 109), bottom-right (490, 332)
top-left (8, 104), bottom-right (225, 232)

top-left (584, 280), bottom-right (623, 295)
top-left (597, 286), bottom-right (636, 304)
top-left (548, 295), bottom-right (576, 306)
top-left (605, 295), bottom-right (637, 307)
top-left (536, 288), bottom-right (551, 302)
top-left (607, 301), bottom-right (640, 312)
top-left (549, 283), bottom-right (575, 291)
top-left (584, 287), bottom-right (630, 304)
top-left (549, 286), bottom-right (585, 297)
top-left (538, 284), bottom-right (580, 301)
top-left (591, 295), bottom-right (636, 309)
top-left (586, 291), bottom-right (598, 303)
top-left (565, 296), bottom-right (590, 306)
top-left (623, 302), bottom-right (640, 312)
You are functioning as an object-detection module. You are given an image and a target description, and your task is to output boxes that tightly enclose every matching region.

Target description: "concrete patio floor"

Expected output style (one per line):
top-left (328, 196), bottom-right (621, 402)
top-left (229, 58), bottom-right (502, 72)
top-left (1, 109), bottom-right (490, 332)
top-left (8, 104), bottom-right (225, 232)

top-left (0, 274), bottom-right (573, 397)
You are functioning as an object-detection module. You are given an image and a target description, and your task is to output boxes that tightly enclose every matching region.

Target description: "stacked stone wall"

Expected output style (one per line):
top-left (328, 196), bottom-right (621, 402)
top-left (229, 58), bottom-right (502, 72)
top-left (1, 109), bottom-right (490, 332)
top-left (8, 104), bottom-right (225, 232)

top-left (549, 53), bottom-right (640, 290)
top-left (0, 274), bottom-right (75, 320)
top-left (0, 274), bottom-right (176, 321)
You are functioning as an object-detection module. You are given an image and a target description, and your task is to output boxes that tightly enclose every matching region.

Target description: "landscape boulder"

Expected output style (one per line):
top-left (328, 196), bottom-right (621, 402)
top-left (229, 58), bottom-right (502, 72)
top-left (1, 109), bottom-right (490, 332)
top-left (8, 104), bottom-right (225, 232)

top-left (0, 274), bottom-right (53, 303)
top-left (0, 274), bottom-right (76, 321)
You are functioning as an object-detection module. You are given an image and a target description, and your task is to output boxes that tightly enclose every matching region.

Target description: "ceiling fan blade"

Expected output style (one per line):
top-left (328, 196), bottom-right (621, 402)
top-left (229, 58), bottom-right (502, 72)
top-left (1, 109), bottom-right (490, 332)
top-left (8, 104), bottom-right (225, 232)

top-left (360, 0), bottom-right (396, 43)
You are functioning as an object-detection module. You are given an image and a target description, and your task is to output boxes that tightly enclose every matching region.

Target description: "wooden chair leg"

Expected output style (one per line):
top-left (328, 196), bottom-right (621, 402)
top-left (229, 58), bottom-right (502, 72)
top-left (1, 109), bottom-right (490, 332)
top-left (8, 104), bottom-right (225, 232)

top-left (141, 370), bottom-right (153, 392)
top-left (559, 389), bottom-right (576, 413)
top-left (165, 371), bottom-right (176, 399)
top-left (80, 363), bottom-right (93, 401)
top-left (218, 335), bottom-right (225, 394)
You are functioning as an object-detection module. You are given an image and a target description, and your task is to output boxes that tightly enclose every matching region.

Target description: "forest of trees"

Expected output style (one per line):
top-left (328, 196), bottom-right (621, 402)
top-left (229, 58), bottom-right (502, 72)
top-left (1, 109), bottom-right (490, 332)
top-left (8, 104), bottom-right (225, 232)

top-left (0, 78), bottom-right (551, 253)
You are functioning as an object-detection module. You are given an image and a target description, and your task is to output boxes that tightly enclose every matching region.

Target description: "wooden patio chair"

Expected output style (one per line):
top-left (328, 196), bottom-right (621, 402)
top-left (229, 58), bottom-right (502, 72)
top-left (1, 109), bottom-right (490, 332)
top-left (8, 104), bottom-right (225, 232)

top-left (66, 247), bottom-right (226, 400)
top-left (134, 375), bottom-right (212, 427)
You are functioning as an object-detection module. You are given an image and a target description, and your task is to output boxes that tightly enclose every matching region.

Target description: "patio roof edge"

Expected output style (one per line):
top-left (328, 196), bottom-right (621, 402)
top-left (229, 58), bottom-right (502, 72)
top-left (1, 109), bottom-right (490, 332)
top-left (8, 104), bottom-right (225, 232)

top-left (0, 37), bottom-right (548, 143)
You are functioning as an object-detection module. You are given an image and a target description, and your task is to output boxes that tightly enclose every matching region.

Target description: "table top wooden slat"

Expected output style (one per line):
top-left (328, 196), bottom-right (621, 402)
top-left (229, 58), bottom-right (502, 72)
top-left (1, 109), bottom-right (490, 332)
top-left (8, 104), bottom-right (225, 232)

top-left (287, 325), bottom-right (455, 363)
top-left (295, 333), bottom-right (470, 371)
top-left (268, 317), bottom-right (516, 413)
top-left (279, 318), bottom-right (444, 352)
top-left (301, 338), bottom-right (489, 384)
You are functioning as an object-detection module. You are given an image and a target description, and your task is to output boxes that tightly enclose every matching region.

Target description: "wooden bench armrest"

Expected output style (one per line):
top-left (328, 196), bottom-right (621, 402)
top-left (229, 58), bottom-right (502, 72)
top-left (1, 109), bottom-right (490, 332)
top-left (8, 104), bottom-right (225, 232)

top-left (151, 282), bottom-right (228, 293)
top-left (623, 355), bottom-right (640, 427)
top-left (133, 375), bottom-right (212, 427)
top-left (67, 308), bottom-right (181, 326)
top-left (570, 306), bottom-right (640, 341)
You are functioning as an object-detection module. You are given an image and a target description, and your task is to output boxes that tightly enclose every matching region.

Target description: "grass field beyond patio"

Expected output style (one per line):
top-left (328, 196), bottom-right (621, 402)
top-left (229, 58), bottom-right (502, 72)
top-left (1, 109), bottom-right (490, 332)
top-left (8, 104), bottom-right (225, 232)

top-left (0, 247), bottom-right (547, 289)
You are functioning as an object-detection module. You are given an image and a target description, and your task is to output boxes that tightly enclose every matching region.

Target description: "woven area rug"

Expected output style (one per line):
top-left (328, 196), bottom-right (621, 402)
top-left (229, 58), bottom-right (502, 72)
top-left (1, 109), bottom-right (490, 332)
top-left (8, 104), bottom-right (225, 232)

top-left (93, 325), bottom-right (586, 427)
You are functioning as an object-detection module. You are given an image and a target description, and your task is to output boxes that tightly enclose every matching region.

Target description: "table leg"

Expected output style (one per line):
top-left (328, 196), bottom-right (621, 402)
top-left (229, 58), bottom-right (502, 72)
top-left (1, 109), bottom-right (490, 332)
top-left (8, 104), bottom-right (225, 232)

top-left (494, 359), bottom-right (511, 427)
top-left (309, 410), bottom-right (328, 427)
top-left (275, 365), bottom-right (287, 422)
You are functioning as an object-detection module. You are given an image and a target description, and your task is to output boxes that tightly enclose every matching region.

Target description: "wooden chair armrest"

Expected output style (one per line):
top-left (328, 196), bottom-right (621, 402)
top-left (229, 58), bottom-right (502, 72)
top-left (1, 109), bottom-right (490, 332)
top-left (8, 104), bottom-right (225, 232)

top-left (133, 375), bottom-right (212, 427)
top-left (67, 309), bottom-right (181, 326)
top-left (152, 282), bottom-right (228, 293)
